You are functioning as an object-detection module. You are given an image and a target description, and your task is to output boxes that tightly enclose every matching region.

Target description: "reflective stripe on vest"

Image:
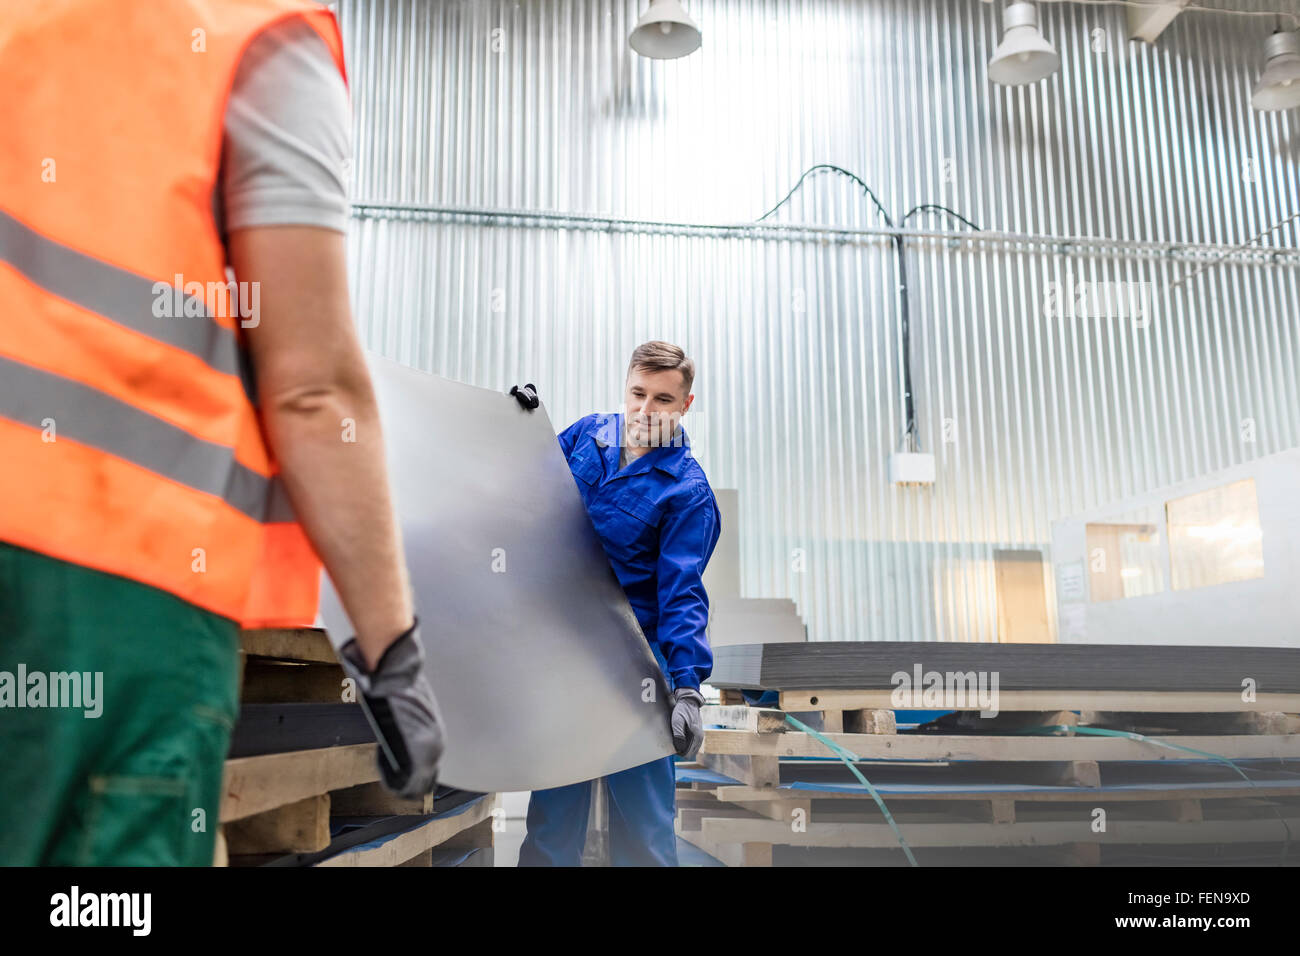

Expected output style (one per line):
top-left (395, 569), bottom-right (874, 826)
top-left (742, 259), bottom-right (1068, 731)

top-left (0, 208), bottom-right (248, 386)
top-left (0, 0), bottom-right (347, 626)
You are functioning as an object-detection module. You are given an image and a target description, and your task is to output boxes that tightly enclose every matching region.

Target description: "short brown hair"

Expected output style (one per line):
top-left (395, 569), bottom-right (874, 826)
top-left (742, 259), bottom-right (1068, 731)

top-left (627, 340), bottom-right (695, 395)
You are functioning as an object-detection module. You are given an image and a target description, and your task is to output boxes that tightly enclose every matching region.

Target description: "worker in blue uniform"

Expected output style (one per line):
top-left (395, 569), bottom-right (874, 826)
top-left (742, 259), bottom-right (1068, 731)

top-left (510, 340), bottom-right (721, 866)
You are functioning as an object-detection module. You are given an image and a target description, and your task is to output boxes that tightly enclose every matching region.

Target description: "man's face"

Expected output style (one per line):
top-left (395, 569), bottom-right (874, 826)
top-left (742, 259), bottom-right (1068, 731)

top-left (624, 366), bottom-right (694, 448)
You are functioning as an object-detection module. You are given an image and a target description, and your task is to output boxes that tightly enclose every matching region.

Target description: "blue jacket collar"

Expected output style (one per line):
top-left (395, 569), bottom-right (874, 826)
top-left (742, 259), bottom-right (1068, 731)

top-left (592, 412), bottom-right (691, 479)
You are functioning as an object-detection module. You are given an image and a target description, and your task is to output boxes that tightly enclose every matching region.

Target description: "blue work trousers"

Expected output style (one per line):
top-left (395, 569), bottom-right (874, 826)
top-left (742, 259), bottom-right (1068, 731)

top-left (518, 755), bottom-right (678, 866)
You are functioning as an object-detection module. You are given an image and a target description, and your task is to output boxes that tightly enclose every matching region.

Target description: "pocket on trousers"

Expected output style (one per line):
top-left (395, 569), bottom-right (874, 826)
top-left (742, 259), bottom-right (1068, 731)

top-left (73, 707), bottom-right (233, 867)
top-left (77, 773), bottom-right (189, 867)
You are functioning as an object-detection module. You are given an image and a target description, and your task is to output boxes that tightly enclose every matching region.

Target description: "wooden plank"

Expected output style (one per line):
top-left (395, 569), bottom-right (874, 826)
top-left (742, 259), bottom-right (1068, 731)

top-left (700, 705), bottom-right (789, 734)
top-left (697, 752), bottom-right (780, 788)
top-left (225, 794), bottom-right (331, 854)
top-left (843, 709), bottom-right (897, 734)
top-left (709, 782), bottom-right (1300, 805)
top-left (675, 790), bottom-right (722, 810)
top-left (676, 803), bottom-right (763, 833)
top-left (240, 660), bottom-right (350, 703)
top-left (1063, 843), bottom-right (1102, 866)
top-left (331, 781), bottom-right (435, 816)
top-left (220, 744), bottom-right (379, 822)
top-left (675, 819), bottom-right (773, 867)
top-left (989, 798), bottom-right (1016, 824)
top-left (1037, 760), bottom-right (1100, 788)
top-left (240, 628), bottom-right (337, 664)
top-left (779, 689), bottom-right (1300, 713)
top-left (675, 823), bottom-right (748, 867)
top-left (698, 813), bottom-right (1300, 849)
top-left (438, 815), bottom-right (496, 852)
top-left (732, 797), bottom-right (810, 824)
top-left (813, 808), bottom-right (995, 825)
top-left (316, 795), bottom-right (496, 867)
top-left (701, 728), bottom-right (1300, 762)
top-left (1089, 711), bottom-right (1300, 735)
top-left (741, 842), bottom-right (773, 867)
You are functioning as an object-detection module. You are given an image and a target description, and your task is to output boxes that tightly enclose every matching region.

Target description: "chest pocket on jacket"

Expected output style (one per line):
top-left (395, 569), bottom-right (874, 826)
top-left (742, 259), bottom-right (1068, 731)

top-left (570, 454), bottom-right (602, 487)
top-left (614, 491), bottom-right (664, 525)
top-left (610, 490), bottom-right (665, 559)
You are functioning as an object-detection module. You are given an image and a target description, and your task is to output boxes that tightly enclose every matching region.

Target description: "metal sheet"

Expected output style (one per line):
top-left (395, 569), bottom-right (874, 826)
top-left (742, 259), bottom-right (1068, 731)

top-left (709, 641), bottom-right (1300, 692)
top-left (317, 353), bottom-right (674, 793)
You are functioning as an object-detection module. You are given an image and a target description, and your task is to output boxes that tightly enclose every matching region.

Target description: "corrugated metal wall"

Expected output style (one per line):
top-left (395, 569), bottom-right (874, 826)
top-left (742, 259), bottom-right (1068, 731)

top-left (334, 0), bottom-right (1300, 642)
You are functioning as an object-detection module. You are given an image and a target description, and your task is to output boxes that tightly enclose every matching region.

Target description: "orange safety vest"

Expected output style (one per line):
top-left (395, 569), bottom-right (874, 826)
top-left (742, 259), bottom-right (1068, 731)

top-left (0, 0), bottom-right (346, 626)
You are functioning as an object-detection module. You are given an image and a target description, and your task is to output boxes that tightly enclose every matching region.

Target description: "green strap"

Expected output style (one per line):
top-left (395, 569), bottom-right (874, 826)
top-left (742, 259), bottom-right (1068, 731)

top-left (783, 713), bottom-right (918, 867)
top-left (774, 718), bottom-right (1291, 865)
top-left (1016, 723), bottom-right (1291, 860)
top-left (1018, 723), bottom-right (1268, 776)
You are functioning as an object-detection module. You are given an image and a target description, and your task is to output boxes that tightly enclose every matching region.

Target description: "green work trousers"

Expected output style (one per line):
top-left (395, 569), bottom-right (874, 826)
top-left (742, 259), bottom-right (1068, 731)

top-left (0, 541), bottom-right (240, 865)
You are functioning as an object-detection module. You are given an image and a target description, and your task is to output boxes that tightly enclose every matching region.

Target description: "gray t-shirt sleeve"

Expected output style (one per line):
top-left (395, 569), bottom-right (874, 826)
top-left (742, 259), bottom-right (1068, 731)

top-left (218, 17), bottom-right (351, 234)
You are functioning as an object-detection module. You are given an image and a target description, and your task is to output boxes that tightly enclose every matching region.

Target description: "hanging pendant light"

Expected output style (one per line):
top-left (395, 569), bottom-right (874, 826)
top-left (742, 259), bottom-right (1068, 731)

top-left (629, 0), bottom-right (702, 59)
top-left (1252, 29), bottom-right (1300, 112)
top-left (988, 2), bottom-right (1060, 86)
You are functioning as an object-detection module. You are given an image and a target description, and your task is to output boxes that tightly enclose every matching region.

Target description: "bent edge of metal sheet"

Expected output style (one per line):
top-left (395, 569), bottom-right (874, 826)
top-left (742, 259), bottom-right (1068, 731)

top-left (316, 353), bottom-right (674, 792)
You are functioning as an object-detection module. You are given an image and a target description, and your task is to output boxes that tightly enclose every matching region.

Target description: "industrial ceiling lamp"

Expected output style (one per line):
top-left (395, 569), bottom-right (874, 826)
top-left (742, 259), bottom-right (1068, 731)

top-left (1251, 28), bottom-right (1300, 112)
top-left (629, 0), bottom-right (702, 59)
top-left (988, 1), bottom-right (1060, 86)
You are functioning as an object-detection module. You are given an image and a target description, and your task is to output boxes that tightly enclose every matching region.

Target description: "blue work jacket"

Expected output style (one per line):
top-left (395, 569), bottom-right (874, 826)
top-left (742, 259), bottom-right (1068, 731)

top-left (558, 412), bottom-right (720, 691)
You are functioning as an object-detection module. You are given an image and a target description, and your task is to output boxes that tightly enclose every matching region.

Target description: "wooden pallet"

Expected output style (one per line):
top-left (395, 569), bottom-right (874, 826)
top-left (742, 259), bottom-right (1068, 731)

top-left (677, 779), bottom-right (1300, 865)
top-left (318, 794), bottom-right (499, 868)
top-left (712, 697), bottom-right (1300, 733)
top-left (699, 727), bottom-right (1300, 771)
top-left (220, 627), bottom-right (497, 867)
top-left (221, 743), bottom-right (380, 825)
top-left (679, 810), bottom-right (1300, 856)
top-left (685, 698), bottom-right (1300, 865)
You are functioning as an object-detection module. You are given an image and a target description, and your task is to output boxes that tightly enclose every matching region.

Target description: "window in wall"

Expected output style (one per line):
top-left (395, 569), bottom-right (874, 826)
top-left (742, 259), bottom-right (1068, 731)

top-left (1166, 478), bottom-right (1265, 591)
top-left (1086, 509), bottom-right (1163, 602)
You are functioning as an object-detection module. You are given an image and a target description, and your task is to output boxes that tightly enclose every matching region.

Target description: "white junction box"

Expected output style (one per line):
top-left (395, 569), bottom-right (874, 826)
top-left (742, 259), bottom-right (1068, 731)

top-left (889, 452), bottom-right (936, 486)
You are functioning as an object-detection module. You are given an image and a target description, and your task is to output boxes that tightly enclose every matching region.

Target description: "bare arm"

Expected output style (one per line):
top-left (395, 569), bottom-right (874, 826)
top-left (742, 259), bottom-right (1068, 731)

top-left (231, 225), bottom-right (411, 669)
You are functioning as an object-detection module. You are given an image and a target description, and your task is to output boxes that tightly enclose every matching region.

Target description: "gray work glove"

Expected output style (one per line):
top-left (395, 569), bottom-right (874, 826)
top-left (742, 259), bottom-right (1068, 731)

top-left (338, 618), bottom-right (445, 799)
top-left (669, 687), bottom-right (705, 760)
top-left (509, 383), bottom-right (540, 409)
